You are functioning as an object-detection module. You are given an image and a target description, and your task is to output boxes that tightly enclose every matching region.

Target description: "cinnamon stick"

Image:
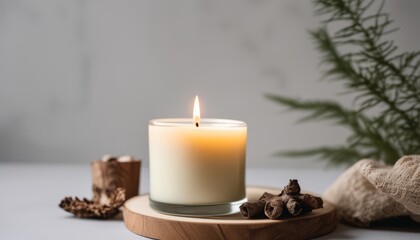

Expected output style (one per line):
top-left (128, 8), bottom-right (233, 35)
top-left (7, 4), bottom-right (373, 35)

top-left (264, 196), bottom-right (284, 219)
top-left (239, 192), bottom-right (276, 219)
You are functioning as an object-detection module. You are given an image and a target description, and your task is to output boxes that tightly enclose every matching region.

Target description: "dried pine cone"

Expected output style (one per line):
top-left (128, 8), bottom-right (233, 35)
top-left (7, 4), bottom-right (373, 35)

top-left (59, 188), bottom-right (125, 219)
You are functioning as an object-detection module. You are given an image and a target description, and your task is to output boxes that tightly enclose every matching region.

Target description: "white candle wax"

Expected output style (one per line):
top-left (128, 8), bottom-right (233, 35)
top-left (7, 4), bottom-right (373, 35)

top-left (149, 118), bottom-right (246, 205)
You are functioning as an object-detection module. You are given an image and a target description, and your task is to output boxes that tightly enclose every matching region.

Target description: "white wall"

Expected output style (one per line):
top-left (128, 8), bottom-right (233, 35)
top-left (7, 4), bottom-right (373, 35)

top-left (1, 0), bottom-right (419, 167)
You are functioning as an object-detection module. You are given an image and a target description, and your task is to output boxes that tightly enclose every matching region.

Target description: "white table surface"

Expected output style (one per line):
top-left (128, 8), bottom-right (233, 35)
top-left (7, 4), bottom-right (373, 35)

top-left (0, 163), bottom-right (419, 240)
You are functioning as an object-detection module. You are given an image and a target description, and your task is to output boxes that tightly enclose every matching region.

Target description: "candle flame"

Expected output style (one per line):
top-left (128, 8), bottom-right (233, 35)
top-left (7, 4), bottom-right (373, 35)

top-left (193, 95), bottom-right (200, 127)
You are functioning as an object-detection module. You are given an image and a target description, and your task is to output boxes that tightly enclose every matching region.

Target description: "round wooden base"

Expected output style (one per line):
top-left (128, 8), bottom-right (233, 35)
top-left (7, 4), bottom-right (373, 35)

top-left (123, 187), bottom-right (336, 240)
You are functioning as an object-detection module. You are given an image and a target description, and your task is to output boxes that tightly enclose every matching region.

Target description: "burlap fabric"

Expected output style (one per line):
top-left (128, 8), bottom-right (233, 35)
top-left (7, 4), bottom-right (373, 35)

top-left (323, 155), bottom-right (420, 227)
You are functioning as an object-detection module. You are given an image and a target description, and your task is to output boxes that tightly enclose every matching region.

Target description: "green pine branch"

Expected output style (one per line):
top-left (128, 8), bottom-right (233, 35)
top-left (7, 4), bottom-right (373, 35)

top-left (268, 0), bottom-right (420, 165)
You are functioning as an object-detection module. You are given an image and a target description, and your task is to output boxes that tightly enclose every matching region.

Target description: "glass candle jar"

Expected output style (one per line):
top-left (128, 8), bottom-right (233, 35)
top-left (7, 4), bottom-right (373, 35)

top-left (148, 118), bottom-right (247, 216)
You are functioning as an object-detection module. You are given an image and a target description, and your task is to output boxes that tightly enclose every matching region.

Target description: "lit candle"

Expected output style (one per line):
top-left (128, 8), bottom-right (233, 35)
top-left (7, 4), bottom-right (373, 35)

top-left (149, 96), bottom-right (247, 216)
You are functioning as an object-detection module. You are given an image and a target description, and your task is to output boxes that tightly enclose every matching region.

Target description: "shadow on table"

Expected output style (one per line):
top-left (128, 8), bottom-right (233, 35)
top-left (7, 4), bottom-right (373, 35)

top-left (370, 216), bottom-right (420, 232)
top-left (316, 217), bottom-right (420, 239)
top-left (64, 212), bottom-right (124, 222)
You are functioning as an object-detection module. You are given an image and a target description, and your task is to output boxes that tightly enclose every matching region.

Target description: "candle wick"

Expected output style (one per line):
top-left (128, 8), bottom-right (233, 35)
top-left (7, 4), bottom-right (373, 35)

top-left (196, 123), bottom-right (199, 127)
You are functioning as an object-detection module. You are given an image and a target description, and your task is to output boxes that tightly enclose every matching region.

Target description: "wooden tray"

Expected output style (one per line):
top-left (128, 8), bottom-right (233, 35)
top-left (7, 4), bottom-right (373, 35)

top-left (123, 187), bottom-right (336, 240)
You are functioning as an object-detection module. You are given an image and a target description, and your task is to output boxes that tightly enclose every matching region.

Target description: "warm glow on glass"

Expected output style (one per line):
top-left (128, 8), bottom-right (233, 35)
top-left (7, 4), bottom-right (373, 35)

top-left (193, 95), bottom-right (200, 127)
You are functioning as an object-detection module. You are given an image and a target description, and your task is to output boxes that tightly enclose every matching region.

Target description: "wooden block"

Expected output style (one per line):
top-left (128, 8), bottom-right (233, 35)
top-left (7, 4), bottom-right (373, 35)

top-left (91, 159), bottom-right (141, 204)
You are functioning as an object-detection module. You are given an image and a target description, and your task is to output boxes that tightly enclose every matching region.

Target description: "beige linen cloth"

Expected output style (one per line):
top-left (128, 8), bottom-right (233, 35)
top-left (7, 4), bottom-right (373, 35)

top-left (323, 155), bottom-right (420, 227)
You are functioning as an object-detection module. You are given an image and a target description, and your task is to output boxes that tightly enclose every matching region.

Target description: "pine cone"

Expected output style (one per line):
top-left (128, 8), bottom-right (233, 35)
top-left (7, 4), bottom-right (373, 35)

top-left (59, 188), bottom-right (126, 219)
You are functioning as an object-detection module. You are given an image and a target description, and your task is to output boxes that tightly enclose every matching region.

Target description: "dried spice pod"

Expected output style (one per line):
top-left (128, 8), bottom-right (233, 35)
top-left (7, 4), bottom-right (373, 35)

top-left (264, 196), bottom-right (285, 219)
top-left (284, 179), bottom-right (301, 195)
top-left (240, 179), bottom-right (323, 219)
top-left (299, 193), bottom-right (323, 212)
top-left (286, 198), bottom-right (303, 216)
top-left (240, 192), bottom-right (276, 219)
top-left (240, 200), bottom-right (266, 219)
top-left (59, 188), bottom-right (126, 219)
top-left (259, 192), bottom-right (276, 201)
